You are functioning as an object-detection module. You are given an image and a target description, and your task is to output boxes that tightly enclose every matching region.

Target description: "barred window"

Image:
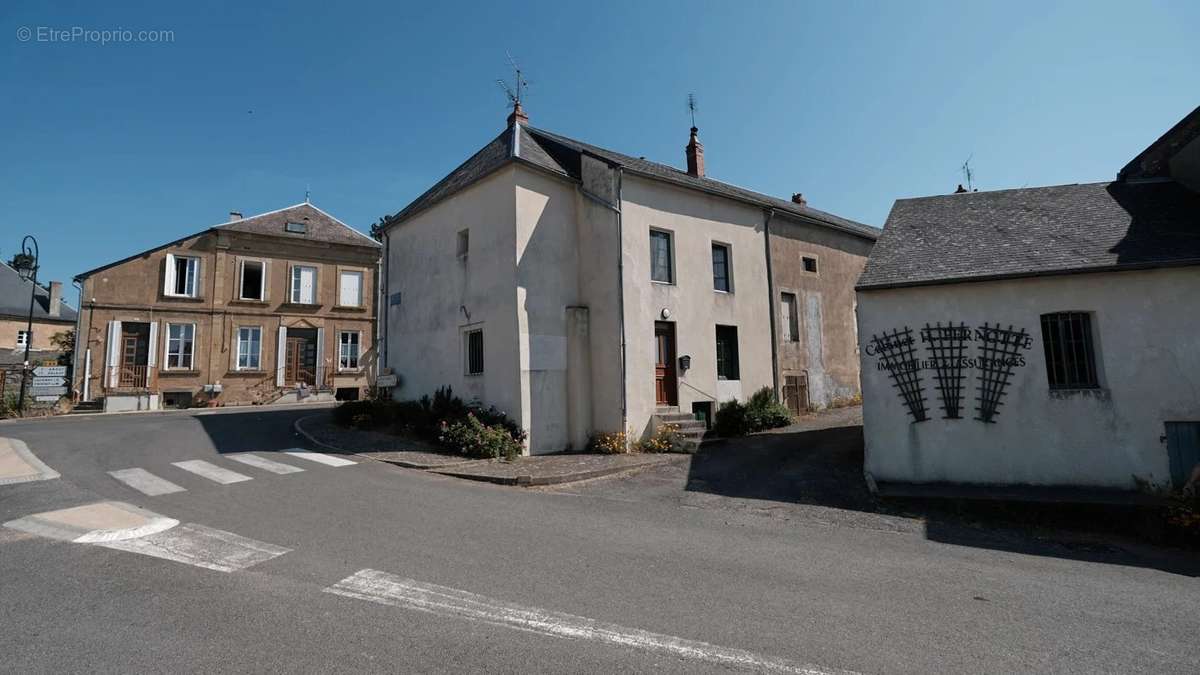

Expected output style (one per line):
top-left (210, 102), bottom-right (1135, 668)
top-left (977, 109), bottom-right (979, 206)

top-left (715, 325), bottom-right (740, 380)
top-left (1040, 312), bottom-right (1098, 389)
top-left (465, 329), bottom-right (484, 375)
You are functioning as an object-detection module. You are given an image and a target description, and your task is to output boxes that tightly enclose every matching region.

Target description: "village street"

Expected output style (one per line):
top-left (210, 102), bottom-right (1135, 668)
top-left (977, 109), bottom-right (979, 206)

top-left (1, 407), bottom-right (1196, 674)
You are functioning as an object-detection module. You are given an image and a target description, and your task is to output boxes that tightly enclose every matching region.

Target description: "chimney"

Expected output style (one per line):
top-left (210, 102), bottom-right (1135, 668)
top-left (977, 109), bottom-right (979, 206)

top-left (791, 193), bottom-right (807, 206)
top-left (229, 211), bottom-right (243, 222)
top-left (507, 101), bottom-right (529, 128)
top-left (954, 184), bottom-right (968, 194)
top-left (48, 281), bottom-right (62, 318)
top-left (685, 126), bottom-right (705, 177)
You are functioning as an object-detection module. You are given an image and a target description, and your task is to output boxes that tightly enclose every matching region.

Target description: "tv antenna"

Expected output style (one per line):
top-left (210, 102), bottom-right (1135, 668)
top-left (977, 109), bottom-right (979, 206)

top-left (961, 155), bottom-right (975, 192)
top-left (496, 52), bottom-right (528, 106)
top-left (687, 93), bottom-right (698, 128)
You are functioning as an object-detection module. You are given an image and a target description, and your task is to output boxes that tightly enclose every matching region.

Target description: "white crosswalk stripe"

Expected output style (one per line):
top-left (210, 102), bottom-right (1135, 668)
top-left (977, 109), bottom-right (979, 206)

top-left (282, 448), bottom-right (356, 467)
top-left (108, 468), bottom-right (186, 496)
top-left (172, 460), bottom-right (253, 484)
top-left (225, 453), bottom-right (306, 475)
top-left (97, 523), bottom-right (291, 572)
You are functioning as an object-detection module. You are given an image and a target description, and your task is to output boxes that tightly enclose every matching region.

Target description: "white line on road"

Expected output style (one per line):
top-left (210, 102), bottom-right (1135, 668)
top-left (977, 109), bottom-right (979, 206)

top-left (282, 448), bottom-right (356, 467)
top-left (225, 453), bottom-right (306, 475)
top-left (108, 468), bottom-right (187, 496)
top-left (171, 460), bottom-right (253, 485)
top-left (98, 523), bottom-right (291, 572)
top-left (324, 569), bottom-right (855, 675)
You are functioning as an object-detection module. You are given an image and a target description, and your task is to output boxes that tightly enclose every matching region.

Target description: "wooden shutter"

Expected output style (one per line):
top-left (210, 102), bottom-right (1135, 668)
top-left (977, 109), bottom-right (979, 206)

top-left (276, 325), bottom-right (288, 386)
top-left (147, 321), bottom-right (159, 370)
top-left (314, 327), bottom-right (325, 387)
top-left (106, 321), bottom-right (122, 388)
top-left (164, 254), bottom-right (176, 295)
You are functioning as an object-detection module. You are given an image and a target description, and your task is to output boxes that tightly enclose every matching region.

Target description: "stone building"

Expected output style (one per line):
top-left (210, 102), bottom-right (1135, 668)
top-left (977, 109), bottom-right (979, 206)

top-left (0, 262), bottom-right (77, 402)
top-left (856, 104), bottom-right (1200, 494)
top-left (73, 203), bottom-right (380, 411)
top-left (379, 103), bottom-right (876, 454)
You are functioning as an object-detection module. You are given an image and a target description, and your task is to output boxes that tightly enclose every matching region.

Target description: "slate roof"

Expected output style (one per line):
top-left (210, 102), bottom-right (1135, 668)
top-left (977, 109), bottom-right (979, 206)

top-left (0, 261), bottom-right (77, 323)
top-left (1119, 104), bottom-right (1200, 180)
top-left (857, 180), bottom-right (1200, 290)
top-left (77, 202), bottom-right (377, 280)
top-left (388, 122), bottom-right (878, 241)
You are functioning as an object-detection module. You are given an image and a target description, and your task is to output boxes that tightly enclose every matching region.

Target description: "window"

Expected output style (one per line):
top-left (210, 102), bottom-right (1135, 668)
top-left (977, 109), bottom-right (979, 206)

top-left (166, 323), bottom-right (195, 370)
top-left (166, 254), bottom-right (199, 297)
top-left (802, 256), bottom-right (818, 274)
top-left (290, 265), bottom-right (317, 304)
top-left (338, 270), bottom-right (363, 307)
top-left (16, 330), bottom-right (30, 348)
top-left (236, 326), bottom-right (261, 370)
top-left (650, 230), bottom-right (673, 283)
top-left (1040, 312), bottom-right (1099, 389)
top-left (715, 325), bottom-right (740, 380)
top-left (781, 292), bottom-right (799, 342)
top-left (285, 221), bottom-right (307, 234)
top-left (712, 243), bottom-right (731, 292)
top-left (457, 229), bottom-right (470, 260)
top-left (339, 331), bottom-right (360, 370)
top-left (464, 329), bottom-right (484, 375)
top-left (240, 260), bottom-right (264, 301)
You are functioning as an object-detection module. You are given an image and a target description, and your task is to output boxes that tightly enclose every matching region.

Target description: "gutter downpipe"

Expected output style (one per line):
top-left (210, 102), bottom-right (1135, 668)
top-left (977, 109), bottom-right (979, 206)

top-left (577, 166), bottom-right (628, 434)
top-left (762, 208), bottom-right (781, 399)
top-left (71, 279), bottom-right (85, 401)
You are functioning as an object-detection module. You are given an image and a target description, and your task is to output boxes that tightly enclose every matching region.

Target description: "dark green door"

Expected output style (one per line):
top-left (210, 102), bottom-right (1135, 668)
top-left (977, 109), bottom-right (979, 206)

top-left (1165, 422), bottom-right (1200, 488)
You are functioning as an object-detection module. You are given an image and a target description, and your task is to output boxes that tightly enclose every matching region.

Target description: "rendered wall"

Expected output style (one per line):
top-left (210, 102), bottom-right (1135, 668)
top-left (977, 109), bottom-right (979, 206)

top-left (857, 268), bottom-right (1200, 489)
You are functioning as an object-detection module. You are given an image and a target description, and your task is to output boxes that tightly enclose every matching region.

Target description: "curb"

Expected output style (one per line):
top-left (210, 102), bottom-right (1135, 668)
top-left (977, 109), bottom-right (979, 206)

top-left (0, 437), bottom-right (61, 485)
top-left (292, 414), bottom-right (685, 487)
top-left (0, 400), bottom-right (338, 425)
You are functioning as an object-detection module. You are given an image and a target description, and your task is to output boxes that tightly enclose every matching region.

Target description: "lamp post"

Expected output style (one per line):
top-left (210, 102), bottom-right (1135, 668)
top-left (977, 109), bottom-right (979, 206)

top-left (13, 235), bottom-right (39, 415)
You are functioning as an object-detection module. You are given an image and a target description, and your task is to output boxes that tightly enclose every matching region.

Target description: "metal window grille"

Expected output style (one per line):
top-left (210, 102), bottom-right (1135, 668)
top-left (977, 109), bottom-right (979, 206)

top-left (869, 326), bottom-right (927, 422)
top-left (715, 325), bottom-right (739, 380)
top-left (921, 322), bottom-right (968, 419)
top-left (1040, 312), bottom-right (1098, 389)
top-left (465, 330), bottom-right (484, 375)
top-left (975, 323), bottom-right (1029, 423)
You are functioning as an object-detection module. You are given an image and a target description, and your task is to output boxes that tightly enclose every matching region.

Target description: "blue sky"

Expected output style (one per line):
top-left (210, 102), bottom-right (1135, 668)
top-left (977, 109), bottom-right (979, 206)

top-left (2, 0), bottom-right (1197, 291)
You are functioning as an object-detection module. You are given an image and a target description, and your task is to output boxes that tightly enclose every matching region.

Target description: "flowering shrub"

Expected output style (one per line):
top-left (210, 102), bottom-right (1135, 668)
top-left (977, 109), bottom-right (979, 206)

top-left (588, 430), bottom-right (631, 454)
top-left (635, 423), bottom-right (686, 453)
top-left (439, 413), bottom-right (524, 461)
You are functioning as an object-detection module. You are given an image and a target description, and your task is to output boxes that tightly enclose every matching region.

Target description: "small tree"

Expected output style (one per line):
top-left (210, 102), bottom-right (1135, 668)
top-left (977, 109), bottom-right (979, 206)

top-left (369, 216), bottom-right (389, 242)
top-left (50, 329), bottom-right (74, 366)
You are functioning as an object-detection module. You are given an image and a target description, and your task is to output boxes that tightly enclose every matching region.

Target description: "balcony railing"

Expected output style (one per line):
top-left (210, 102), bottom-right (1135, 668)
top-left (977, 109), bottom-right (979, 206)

top-left (116, 365), bottom-right (150, 389)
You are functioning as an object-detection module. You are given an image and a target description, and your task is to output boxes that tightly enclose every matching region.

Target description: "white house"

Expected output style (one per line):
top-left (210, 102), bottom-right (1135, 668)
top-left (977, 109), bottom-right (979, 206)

top-left (856, 104), bottom-right (1200, 495)
top-left (379, 103), bottom-right (876, 454)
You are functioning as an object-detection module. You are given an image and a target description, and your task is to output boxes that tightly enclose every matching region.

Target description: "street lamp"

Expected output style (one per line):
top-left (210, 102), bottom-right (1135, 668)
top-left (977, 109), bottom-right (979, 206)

top-left (13, 235), bottom-right (39, 416)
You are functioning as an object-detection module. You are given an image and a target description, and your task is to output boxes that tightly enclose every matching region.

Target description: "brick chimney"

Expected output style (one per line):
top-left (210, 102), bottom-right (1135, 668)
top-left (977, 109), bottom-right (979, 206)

top-left (507, 101), bottom-right (529, 127)
top-left (954, 184), bottom-right (968, 194)
top-left (229, 211), bottom-right (243, 222)
top-left (48, 281), bottom-right (62, 318)
top-left (685, 127), bottom-right (705, 177)
top-left (791, 193), bottom-right (807, 206)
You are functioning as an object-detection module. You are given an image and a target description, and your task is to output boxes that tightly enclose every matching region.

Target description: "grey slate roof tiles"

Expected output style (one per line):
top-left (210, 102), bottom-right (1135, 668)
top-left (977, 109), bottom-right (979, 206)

top-left (857, 180), bottom-right (1200, 289)
top-left (0, 262), bottom-right (77, 322)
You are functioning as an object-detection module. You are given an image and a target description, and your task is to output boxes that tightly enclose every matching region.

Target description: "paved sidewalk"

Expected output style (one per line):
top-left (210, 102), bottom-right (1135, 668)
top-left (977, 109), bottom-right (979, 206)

top-left (295, 411), bottom-right (684, 485)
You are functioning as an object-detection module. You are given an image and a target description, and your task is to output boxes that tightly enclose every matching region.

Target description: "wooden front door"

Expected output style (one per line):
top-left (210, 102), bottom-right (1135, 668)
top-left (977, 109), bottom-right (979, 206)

top-left (654, 322), bottom-right (677, 406)
top-left (285, 335), bottom-right (318, 385)
top-left (784, 374), bottom-right (808, 416)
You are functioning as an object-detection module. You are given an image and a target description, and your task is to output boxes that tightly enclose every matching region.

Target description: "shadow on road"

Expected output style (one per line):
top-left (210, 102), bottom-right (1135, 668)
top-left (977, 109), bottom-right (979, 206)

top-left (685, 424), bottom-right (1200, 577)
top-left (192, 408), bottom-right (317, 454)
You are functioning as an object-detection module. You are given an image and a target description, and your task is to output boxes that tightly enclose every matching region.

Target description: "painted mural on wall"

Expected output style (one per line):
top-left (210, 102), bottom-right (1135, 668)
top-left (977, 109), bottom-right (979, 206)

top-left (866, 322), bottom-right (1032, 423)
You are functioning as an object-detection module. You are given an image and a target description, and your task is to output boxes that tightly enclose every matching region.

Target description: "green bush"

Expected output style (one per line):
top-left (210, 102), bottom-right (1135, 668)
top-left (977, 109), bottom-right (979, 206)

top-left (439, 413), bottom-right (523, 460)
top-left (335, 387), bottom-right (528, 449)
top-left (714, 399), bottom-right (748, 437)
top-left (744, 387), bottom-right (792, 432)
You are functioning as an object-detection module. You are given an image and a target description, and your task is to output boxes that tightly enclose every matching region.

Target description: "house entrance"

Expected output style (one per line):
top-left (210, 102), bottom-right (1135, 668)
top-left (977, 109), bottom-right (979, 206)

top-left (284, 328), bottom-right (318, 386)
top-left (654, 321), bottom-right (677, 406)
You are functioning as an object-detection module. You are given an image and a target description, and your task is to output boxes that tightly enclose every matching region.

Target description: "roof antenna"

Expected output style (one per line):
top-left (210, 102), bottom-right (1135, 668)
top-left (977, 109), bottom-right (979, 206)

top-left (305, 183), bottom-right (311, 204)
top-left (961, 155), bottom-right (975, 192)
top-left (687, 93), bottom-right (698, 129)
top-left (496, 52), bottom-right (528, 107)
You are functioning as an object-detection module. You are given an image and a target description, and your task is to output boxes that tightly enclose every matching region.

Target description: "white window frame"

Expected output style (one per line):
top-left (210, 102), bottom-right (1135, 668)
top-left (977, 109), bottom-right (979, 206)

top-left (165, 254), bottom-right (200, 298)
top-left (338, 330), bottom-right (361, 371)
top-left (16, 330), bottom-right (30, 348)
top-left (236, 326), bottom-right (262, 371)
top-left (239, 259), bottom-right (266, 301)
top-left (290, 264), bottom-right (318, 305)
top-left (464, 328), bottom-right (484, 376)
top-left (164, 322), bottom-right (196, 371)
top-left (338, 270), bottom-right (363, 308)
top-left (649, 228), bottom-right (674, 284)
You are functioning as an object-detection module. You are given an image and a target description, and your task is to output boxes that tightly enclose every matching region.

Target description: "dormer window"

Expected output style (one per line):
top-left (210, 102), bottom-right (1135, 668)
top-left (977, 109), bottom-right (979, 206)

top-left (285, 221), bottom-right (307, 234)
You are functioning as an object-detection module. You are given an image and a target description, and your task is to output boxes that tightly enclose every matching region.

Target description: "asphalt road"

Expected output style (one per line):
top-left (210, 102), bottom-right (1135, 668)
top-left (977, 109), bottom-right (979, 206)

top-left (1, 406), bottom-right (1197, 674)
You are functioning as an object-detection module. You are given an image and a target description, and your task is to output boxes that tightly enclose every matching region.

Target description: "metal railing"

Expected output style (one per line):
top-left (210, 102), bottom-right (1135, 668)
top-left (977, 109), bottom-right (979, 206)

top-left (117, 365), bottom-right (150, 389)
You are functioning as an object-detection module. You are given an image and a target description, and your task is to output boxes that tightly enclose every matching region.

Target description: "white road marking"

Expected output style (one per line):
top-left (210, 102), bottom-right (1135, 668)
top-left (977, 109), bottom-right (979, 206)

top-left (225, 453), bottom-right (305, 475)
top-left (282, 448), bottom-right (356, 467)
top-left (109, 468), bottom-right (187, 496)
top-left (98, 523), bottom-right (291, 572)
top-left (324, 569), bottom-right (854, 675)
top-left (172, 460), bottom-right (253, 484)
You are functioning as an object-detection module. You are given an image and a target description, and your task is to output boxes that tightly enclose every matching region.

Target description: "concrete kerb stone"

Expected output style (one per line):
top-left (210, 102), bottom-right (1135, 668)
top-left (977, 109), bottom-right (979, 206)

top-left (3, 501), bottom-right (178, 543)
top-left (0, 437), bottom-right (61, 485)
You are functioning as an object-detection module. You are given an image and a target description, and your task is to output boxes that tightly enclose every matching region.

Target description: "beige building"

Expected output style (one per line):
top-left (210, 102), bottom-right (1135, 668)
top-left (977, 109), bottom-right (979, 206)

top-left (857, 104), bottom-right (1200, 495)
top-left (1, 263), bottom-right (76, 403)
top-left (380, 104), bottom-right (876, 454)
top-left (73, 203), bottom-right (380, 412)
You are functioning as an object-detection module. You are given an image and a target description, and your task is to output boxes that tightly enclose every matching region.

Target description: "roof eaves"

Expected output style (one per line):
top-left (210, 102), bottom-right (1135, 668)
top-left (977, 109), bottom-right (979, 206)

top-left (856, 257), bottom-right (1200, 291)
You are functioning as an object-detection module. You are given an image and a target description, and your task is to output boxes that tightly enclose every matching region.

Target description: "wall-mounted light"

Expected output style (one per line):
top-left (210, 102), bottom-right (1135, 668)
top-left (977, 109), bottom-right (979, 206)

top-left (661, 308), bottom-right (671, 319)
top-left (678, 355), bottom-right (691, 372)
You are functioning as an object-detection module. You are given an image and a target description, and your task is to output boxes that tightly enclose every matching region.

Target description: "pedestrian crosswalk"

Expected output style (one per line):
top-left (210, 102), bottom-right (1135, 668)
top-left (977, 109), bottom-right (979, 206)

top-left (108, 450), bottom-right (356, 496)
